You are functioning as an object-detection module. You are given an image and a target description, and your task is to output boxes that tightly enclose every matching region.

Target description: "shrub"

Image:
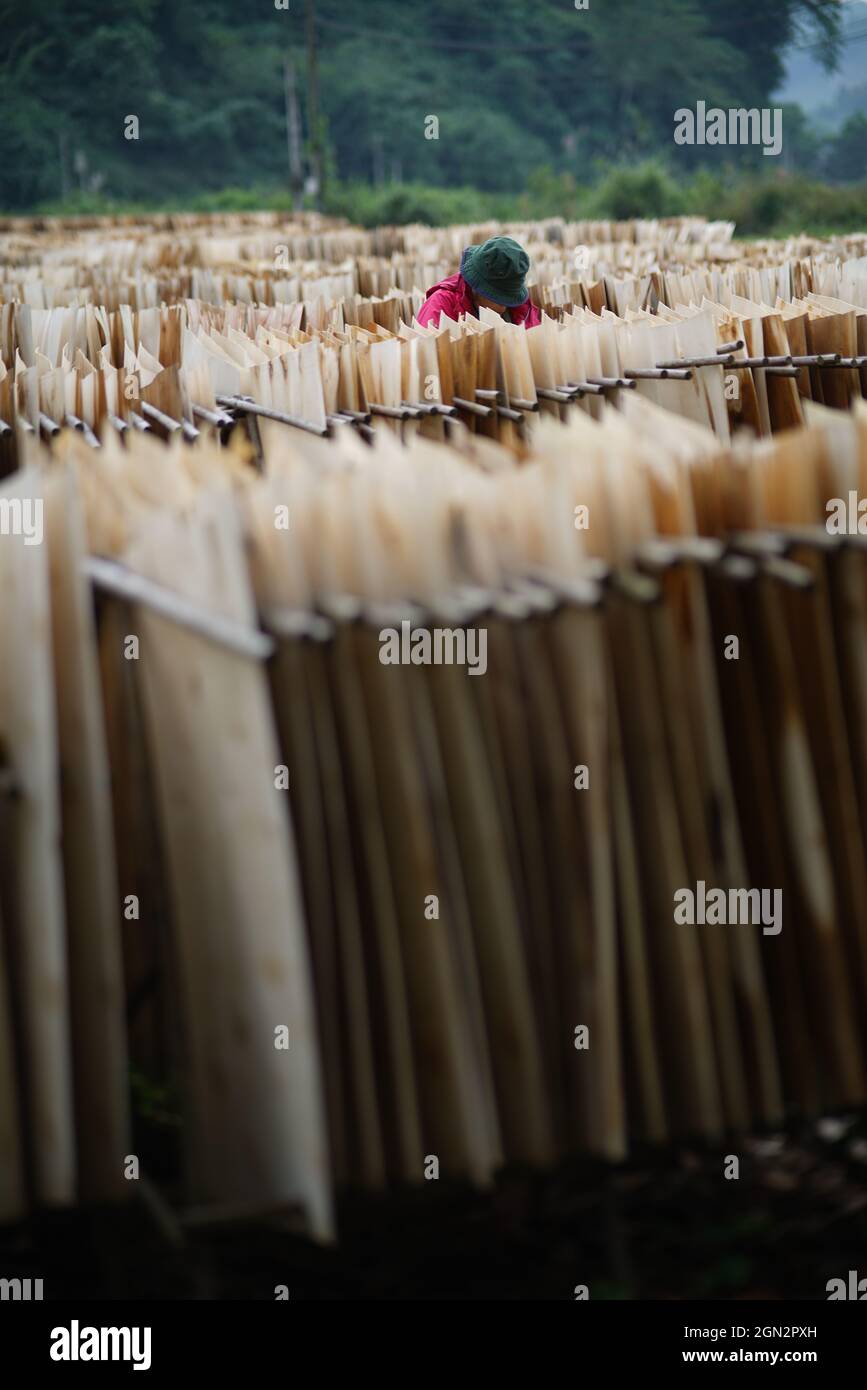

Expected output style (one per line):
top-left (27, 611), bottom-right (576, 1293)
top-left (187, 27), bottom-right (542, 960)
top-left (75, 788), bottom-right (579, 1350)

top-left (591, 161), bottom-right (683, 219)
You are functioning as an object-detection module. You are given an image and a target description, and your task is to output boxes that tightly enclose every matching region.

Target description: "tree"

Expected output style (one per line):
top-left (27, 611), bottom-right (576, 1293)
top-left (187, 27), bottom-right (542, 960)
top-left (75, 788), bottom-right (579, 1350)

top-left (0, 0), bottom-right (849, 210)
top-left (824, 112), bottom-right (867, 182)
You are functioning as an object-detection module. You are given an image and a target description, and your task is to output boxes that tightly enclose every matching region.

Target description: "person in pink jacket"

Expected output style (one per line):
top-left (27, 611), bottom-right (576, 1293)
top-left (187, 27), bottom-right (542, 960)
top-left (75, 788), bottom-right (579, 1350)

top-left (417, 236), bottom-right (542, 329)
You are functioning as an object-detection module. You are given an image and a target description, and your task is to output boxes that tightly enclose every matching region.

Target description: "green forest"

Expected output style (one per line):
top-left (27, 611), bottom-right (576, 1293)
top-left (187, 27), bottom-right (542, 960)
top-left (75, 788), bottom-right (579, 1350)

top-left (1, 0), bottom-right (866, 230)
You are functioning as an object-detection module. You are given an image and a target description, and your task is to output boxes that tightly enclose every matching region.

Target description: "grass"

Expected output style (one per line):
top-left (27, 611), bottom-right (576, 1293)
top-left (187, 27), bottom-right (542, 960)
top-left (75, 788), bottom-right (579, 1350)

top-left (4, 165), bottom-right (867, 239)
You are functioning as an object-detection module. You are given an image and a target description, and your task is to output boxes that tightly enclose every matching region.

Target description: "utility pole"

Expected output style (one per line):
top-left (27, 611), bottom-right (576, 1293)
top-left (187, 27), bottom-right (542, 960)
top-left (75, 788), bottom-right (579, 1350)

top-left (74, 148), bottom-right (87, 195)
top-left (284, 53), bottom-right (304, 211)
top-left (58, 130), bottom-right (70, 201)
top-left (372, 134), bottom-right (385, 188)
top-left (304, 0), bottom-right (324, 207)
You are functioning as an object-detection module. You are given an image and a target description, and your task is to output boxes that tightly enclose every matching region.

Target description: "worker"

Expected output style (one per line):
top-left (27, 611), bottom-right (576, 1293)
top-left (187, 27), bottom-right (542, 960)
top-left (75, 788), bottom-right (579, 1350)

top-left (417, 235), bottom-right (541, 329)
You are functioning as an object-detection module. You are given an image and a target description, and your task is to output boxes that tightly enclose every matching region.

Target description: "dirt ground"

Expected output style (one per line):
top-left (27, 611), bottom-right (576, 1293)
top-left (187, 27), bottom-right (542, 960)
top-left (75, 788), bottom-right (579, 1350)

top-left (4, 1110), bottom-right (867, 1301)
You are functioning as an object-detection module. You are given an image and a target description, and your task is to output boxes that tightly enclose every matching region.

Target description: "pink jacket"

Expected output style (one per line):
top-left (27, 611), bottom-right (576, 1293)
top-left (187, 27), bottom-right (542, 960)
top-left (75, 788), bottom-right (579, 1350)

top-left (417, 272), bottom-right (541, 330)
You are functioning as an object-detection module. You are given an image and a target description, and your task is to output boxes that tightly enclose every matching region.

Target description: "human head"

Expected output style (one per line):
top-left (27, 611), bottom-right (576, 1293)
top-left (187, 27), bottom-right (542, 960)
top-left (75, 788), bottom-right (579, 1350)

top-left (473, 291), bottom-right (508, 316)
top-left (460, 236), bottom-right (531, 309)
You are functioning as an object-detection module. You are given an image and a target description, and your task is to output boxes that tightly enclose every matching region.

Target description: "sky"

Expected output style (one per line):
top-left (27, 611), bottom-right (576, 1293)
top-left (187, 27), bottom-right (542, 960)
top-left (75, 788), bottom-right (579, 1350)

top-left (777, 0), bottom-right (867, 123)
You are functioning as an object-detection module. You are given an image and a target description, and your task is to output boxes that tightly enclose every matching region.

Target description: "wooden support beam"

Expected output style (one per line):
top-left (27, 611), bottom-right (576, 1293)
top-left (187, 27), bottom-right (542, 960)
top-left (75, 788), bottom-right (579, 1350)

top-left (83, 556), bottom-right (275, 661)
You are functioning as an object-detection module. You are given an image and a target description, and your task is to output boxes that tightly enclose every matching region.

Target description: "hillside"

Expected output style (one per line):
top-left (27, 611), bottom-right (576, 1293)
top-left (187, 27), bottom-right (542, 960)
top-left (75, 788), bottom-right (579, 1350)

top-left (0, 0), bottom-right (849, 211)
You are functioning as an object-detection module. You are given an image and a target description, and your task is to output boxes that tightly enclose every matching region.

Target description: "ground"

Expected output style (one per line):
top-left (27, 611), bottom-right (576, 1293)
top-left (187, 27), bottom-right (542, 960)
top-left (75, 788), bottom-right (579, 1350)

top-left (4, 1112), bottom-right (867, 1300)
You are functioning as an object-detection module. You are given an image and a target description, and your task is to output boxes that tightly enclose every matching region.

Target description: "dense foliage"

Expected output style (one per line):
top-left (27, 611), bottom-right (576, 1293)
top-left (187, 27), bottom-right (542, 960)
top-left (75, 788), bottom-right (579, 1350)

top-left (0, 0), bottom-right (856, 213)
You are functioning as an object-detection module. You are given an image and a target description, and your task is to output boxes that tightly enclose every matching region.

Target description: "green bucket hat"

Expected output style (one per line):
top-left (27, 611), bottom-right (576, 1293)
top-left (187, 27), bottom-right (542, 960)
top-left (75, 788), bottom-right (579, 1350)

top-left (461, 236), bottom-right (530, 308)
